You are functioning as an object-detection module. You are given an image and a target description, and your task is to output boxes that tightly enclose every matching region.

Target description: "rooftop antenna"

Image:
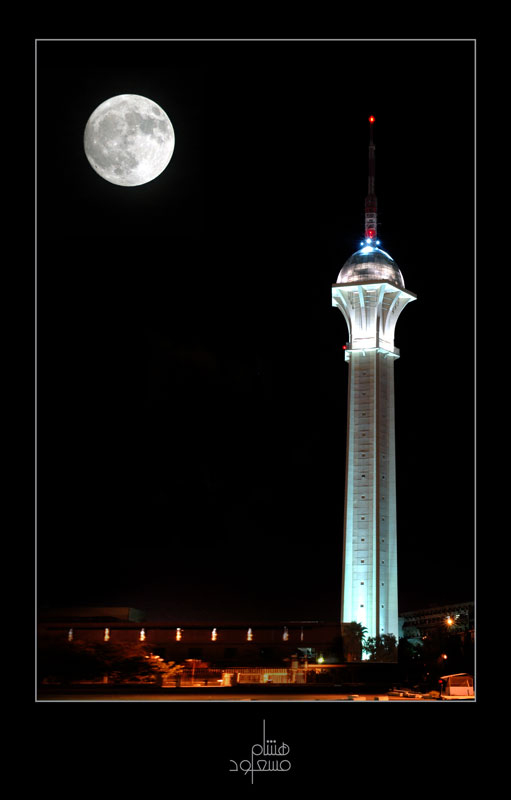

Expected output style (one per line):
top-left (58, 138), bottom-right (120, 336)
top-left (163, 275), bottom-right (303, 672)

top-left (364, 116), bottom-right (377, 242)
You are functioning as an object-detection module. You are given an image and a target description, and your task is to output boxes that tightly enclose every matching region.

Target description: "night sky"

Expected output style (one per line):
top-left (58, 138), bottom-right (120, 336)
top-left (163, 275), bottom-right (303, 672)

top-left (36, 39), bottom-right (475, 624)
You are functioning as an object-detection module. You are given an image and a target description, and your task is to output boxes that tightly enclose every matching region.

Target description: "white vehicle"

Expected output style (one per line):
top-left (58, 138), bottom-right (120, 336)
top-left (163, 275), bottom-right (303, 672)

top-left (439, 673), bottom-right (474, 699)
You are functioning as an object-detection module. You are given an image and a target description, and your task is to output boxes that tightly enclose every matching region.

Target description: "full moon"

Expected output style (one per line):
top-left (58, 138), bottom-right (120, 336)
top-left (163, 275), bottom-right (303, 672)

top-left (83, 94), bottom-right (175, 187)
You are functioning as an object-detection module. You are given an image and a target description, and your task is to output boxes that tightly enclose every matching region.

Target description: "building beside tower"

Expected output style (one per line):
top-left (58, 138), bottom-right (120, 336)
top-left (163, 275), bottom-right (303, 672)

top-left (332, 118), bottom-right (416, 643)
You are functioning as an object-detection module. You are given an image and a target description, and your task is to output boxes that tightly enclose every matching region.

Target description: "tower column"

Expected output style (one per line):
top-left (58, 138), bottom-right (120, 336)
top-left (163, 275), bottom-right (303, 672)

top-left (333, 278), bottom-right (416, 643)
top-left (342, 347), bottom-right (399, 639)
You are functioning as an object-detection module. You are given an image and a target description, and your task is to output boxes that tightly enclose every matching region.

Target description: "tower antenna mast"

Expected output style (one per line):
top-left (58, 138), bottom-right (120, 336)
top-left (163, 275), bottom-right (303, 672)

top-left (365, 116), bottom-right (377, 241)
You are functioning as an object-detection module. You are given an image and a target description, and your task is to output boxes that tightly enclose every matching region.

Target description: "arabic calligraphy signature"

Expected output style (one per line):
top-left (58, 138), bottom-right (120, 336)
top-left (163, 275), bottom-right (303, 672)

top-left (229, 720), bottom-right (292, 782)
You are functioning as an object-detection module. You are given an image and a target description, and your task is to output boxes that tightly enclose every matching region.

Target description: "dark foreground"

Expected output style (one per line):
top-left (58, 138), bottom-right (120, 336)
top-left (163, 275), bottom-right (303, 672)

top-left (37, 683), bottom-right (465, 701)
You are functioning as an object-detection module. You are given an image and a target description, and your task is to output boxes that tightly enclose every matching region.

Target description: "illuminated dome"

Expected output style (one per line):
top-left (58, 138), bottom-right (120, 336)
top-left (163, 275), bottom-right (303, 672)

top-left (336, 245), bottom-right (405, 288)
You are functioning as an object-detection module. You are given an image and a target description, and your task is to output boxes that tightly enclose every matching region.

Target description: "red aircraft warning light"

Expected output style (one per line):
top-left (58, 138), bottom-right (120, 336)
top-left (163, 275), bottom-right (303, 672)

top-left (369, 115), bottom-right (375, 123)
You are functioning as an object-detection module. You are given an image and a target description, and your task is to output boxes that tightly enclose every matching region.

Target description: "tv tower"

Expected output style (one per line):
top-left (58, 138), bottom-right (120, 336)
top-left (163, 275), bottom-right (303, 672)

top-left (331, 117), bottom-right (416, 645)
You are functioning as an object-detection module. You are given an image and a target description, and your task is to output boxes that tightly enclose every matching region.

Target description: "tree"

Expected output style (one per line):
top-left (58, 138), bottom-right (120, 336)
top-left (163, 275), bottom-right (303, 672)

top-left (418, 626), bottom-right (473, 684)
top-left (363, 633), bottom-right (398, 662)
top-left (38, 637), bottom-right (184, 685)
top-left (397, 637), bottom-right (423, 683)
top-left (341, 622), bottom-right (368, 661)
top-left (38, 637), bottom-right (104, 684)
top-left (94, 642), bottom-right (158, 683)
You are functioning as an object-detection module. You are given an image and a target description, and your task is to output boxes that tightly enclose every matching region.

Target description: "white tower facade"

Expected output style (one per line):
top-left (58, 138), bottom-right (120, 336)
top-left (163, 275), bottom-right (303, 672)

top-left (332, 118), bottom-right (416, 642)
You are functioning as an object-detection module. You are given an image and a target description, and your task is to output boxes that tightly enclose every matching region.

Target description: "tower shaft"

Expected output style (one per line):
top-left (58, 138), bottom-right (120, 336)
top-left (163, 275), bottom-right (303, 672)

top-left (342, 348), bottom-right (398, 639)
top-left (332, 278), bottom-right (416, 643)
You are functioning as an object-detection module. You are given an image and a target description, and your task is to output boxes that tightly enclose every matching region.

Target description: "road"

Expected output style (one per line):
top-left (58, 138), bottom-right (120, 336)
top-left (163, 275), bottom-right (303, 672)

top-left (37, 690), bottom-right (439, 702)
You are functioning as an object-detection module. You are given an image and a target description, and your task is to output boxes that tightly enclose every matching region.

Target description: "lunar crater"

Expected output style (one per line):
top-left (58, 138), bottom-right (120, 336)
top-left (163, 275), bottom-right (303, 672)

top-left (84, 94), bottom-right (175, 186)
